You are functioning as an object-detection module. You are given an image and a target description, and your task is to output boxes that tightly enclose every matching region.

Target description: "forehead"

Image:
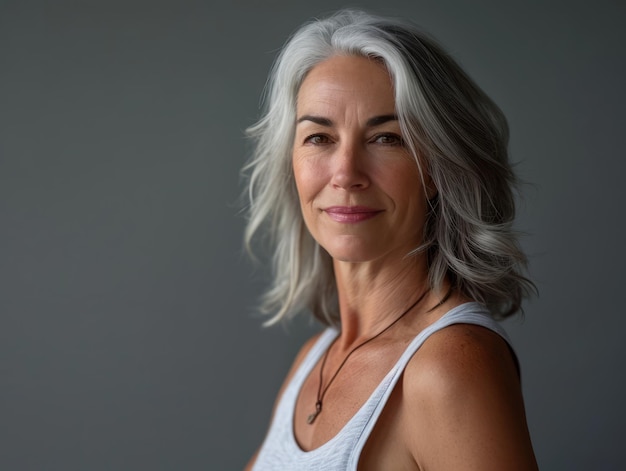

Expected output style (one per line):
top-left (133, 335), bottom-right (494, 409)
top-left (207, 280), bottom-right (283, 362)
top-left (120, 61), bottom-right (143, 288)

top-left (296, 55), bottom-right (396, 115)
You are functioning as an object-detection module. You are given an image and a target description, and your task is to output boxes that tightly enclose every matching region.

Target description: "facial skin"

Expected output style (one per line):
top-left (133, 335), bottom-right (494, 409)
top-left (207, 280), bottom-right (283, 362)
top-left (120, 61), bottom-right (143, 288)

top-left (293, 55), bottom-right (433, 266)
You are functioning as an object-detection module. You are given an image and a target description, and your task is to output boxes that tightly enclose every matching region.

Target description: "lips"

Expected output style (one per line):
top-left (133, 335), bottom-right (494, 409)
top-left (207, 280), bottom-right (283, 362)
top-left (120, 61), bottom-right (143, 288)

top-left (322, 206), bottom-right (384, 223)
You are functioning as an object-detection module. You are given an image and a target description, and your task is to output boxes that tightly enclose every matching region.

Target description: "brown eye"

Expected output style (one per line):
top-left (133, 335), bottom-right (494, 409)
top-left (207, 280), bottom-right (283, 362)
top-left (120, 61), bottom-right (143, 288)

top-left (304, 134), bottom-right (331, 145)
top-left (372, 133), bottom-right (404, 146)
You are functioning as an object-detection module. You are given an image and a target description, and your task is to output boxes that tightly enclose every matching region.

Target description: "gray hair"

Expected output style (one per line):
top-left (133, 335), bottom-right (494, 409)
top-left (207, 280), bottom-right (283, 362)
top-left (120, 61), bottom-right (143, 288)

top-left (243, 9), bottom-right (535, 325)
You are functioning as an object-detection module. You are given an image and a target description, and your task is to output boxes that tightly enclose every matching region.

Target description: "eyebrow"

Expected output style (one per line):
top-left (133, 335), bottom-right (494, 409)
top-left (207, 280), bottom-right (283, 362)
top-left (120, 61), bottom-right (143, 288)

top-left (296, 115), bottom-right (333, 126)
top-left (366, 114), bottom-right (398, 127)
top-left (296, 114), bottom-right (398, 127)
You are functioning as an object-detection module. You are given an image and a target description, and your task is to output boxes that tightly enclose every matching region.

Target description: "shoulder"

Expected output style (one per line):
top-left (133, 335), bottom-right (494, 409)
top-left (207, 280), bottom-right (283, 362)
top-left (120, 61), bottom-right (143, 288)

top-left (291, 330), bottom-right (329, 374)
top-left (273, 329), bottom-right (328, 407)
top-left (408, 322), bottom-right (517, 390)
top-left (401, 323), bottom-right (538, 470)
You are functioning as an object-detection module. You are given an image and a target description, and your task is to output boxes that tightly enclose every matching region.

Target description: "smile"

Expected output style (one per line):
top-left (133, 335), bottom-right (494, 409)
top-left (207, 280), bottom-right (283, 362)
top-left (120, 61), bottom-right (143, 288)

top-left (322, 206), bottom-right (384, 223)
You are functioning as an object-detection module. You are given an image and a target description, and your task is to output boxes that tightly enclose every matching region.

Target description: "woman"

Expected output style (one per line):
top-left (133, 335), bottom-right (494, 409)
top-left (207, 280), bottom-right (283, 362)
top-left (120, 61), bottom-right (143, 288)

top-left (244, 9), bottom-right (538, 470)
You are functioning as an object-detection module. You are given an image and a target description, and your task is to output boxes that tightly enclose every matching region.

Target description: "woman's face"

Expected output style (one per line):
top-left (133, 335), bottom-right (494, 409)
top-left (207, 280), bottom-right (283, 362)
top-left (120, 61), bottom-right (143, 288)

top-left (293, 55), bottom-right (433, 264)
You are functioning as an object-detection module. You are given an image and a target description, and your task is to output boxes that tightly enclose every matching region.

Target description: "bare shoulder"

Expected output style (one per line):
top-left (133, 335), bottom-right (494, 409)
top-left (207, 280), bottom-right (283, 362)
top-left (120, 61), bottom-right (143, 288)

top-left (289, 331), bottom-right (327, 378)
top-left (402, 323), bottom-right (538, 471)
top-left (275, 330), bottom-right (327, 406)
top-left (407, 323), bottom-right (518, 389)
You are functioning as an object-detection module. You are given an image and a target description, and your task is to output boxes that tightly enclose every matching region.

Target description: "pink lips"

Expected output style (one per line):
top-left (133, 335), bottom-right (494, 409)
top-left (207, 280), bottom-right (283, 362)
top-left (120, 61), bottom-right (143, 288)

top-left (323, 206), bottom-right (383, 223)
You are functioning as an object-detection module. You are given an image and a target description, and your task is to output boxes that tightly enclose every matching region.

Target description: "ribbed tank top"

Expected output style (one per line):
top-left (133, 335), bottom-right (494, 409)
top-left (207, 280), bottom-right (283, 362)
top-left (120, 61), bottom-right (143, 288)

top-left (252, 302), bottom-right (513, 470)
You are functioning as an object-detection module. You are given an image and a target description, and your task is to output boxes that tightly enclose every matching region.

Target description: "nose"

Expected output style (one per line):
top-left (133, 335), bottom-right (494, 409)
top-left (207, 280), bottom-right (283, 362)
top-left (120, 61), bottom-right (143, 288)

top-left (330, 142), bottom-right (370, 191)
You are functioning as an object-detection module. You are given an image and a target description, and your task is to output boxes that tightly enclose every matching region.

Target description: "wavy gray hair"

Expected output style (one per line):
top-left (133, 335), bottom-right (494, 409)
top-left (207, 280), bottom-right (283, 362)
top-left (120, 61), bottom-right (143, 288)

top-left (244, 9), bottom-right (535, 325)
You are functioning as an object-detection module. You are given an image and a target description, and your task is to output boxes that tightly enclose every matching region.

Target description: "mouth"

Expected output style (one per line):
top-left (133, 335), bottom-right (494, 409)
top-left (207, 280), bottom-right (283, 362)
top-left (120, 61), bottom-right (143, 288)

top-left (322, 206), bottom-right (384, 223)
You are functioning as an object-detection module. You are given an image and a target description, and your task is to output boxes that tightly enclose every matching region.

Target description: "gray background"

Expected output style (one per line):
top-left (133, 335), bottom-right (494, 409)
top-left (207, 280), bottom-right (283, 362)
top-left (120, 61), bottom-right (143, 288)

top-left (1, 0), bottom-right (624, 469)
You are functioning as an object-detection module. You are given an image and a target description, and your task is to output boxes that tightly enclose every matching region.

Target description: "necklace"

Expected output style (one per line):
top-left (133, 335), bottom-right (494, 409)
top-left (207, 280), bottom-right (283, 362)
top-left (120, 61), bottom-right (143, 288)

top-left (306, 289), bottom-right (431, 425)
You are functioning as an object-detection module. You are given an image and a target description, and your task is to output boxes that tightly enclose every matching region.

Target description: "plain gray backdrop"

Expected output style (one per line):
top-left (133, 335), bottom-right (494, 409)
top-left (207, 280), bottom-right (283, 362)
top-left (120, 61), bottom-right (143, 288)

top-left (1, 0), bottom-right (624, 469)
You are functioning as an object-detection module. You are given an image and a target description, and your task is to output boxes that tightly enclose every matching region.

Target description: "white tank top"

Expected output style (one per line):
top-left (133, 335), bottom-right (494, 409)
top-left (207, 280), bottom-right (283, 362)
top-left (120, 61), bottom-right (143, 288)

top-left (252, 302), bottom-right (513, 470)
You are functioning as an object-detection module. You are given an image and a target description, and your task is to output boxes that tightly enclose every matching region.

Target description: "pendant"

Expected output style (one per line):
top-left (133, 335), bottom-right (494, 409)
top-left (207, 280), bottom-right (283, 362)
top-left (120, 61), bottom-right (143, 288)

top-left (307, 401), bottom-right (322, 424)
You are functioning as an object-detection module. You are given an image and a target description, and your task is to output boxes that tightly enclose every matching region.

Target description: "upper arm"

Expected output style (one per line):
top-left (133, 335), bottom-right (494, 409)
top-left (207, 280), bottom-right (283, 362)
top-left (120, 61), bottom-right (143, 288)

top-left (403, 324), bottom-right (538, 471)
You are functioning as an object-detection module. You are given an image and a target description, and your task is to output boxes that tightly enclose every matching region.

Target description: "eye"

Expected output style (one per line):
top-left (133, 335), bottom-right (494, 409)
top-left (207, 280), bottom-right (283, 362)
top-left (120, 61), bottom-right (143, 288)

top-left (371, 133), bottom-right (404, 146)
top-left (303, 134), bottom-right (332, 145)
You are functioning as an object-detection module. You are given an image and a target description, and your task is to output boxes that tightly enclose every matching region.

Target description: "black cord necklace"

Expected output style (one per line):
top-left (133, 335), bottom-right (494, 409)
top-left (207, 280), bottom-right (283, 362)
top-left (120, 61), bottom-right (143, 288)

top-left (306, 288), bottom-right (432, 425)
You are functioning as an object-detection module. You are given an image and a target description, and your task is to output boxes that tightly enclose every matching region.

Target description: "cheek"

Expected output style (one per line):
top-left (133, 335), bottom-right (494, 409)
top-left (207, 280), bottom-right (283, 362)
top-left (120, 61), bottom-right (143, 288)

top-left (292, 158), bottom-right (326, 204)
top-left (384, 170), bottom-right (430, 218)
top-left (292, 161), bottom-right (322, 240)
top-left (292, 160), bottom-right (308, 203)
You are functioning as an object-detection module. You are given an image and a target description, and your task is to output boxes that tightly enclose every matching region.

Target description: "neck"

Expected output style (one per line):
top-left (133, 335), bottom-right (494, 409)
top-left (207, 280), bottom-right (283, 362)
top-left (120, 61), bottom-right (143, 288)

top-left (332, 253), bottom-right (434, 352)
